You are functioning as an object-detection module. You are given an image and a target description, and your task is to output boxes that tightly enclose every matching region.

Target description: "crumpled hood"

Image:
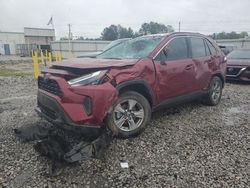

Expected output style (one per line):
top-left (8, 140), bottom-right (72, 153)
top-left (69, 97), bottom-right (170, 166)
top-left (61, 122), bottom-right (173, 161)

top-left (52, 58), bottom-right (139, 69)
top-left (227, 59), bottom-right (250, 67)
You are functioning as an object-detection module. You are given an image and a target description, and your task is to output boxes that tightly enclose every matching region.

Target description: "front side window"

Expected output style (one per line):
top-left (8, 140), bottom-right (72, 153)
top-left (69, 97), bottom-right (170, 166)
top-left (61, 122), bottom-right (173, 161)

top-left (158, 37), bottom-right (188, 61)
top-left (191, 37), bottom-right (206, 57)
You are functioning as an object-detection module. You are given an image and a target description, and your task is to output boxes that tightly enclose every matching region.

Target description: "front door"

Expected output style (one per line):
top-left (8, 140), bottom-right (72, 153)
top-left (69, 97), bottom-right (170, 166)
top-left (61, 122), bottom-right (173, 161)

top-left (153, 37), bottom-right (196, 104)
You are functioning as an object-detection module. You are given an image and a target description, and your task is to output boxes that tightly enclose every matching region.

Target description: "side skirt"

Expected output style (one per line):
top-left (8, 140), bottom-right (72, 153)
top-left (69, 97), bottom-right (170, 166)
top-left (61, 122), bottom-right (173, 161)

top-left (152, 90), bottom-right (208, 112)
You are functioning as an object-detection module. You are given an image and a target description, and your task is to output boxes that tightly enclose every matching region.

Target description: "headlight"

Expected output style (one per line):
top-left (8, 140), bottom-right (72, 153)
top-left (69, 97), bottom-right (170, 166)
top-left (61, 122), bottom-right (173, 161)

top-left (68, 70), bottom-right (107, 86)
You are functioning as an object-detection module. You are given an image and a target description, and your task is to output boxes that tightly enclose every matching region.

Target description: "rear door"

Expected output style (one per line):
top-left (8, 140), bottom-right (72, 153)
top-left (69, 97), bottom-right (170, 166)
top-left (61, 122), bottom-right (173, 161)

top-left (190, 37), bottom-right (222, 90)
top-left (153, 37), bottom-right (196, 103)
top-left (189, 37), bottom-right (212, 91)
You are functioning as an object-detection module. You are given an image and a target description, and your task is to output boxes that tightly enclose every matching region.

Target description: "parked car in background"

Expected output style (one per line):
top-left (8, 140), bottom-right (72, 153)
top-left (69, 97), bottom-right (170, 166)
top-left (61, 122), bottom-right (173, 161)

top-left (226, 49), bottom-right (250, 81)
top-left (36, 32), bottom-right (226, 138)
top-left (218, 44), bottom-right (237, 55)
top-left (77, 38), bottom-right (131, 58)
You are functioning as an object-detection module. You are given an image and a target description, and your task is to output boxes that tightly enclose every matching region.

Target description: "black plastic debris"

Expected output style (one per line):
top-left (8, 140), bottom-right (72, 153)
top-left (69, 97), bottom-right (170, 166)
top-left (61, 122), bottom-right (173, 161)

top-left (13, 124), bottom-right (113, 176)
top-left (33, 134), bottom-right (71, 176)
top-left (13, 124), bottom-right (54, 142)
top-left (34, 134), bottom-right (71, 162)
top-left (64, 133), bottom-right (112, 162)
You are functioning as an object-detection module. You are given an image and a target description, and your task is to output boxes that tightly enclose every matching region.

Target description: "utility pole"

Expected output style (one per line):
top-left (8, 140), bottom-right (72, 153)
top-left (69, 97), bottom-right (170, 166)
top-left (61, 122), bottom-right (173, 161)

top-left (51, 16), bottom-right (54, 30)
top-left (178, 21), bottom-right (181, 32)
top-left (68, 24), bottom-right (71, 56)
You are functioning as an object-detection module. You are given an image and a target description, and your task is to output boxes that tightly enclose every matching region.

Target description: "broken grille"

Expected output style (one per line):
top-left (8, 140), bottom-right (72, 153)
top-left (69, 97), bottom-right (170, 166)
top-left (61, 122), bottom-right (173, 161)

top-left (38, 76), bottom-right (62, 97)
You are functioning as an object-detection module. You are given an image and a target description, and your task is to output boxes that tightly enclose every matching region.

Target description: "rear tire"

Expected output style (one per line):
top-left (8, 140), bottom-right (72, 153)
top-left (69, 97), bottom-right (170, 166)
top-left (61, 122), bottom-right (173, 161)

top-left (203, 76), bottom-right (223, 106)
top-left (106, 91), bottom-right (151, 138)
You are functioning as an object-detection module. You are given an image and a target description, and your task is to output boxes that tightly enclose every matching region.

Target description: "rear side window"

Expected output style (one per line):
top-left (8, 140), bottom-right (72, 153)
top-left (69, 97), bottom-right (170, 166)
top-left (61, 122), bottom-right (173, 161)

top-left (164, 37), bottom-right (188, 61)
top-left (190, 37), bottom-right (206, 57)
top-left (206, 40), bottom-right (217, 55)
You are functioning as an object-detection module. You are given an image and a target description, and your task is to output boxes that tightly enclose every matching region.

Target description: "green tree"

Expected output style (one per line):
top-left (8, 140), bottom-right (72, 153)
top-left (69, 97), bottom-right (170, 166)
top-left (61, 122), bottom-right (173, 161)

top-left (139, 21), bottom-right (174, 35)
top-left (240, 31), bottom-right (248, 38)
top-left (101, 25), bottom-right (134, 40)
top-left (101, 25), bottom-right (119, 40)
top-left (118, 26), bottom-right (134, 38)
top-left (211, 31), bottom-right (249, 39)
top-left (60, 37), bottom-right (68, 40)
top-left (75, 36), bottom-right (84, 40)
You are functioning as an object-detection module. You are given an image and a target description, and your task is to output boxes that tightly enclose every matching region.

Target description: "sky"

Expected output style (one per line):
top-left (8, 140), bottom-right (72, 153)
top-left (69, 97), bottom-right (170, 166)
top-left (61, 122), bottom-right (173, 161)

top-left (0, 0), bottom-right (250, 39)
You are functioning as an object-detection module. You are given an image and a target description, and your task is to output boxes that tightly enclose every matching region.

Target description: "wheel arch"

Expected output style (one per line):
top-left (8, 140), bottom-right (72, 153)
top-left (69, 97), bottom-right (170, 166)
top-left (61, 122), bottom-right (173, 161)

top-left (116, 80), bottom-right (155, 107)
top-left (212, 73), bottom-right (225, 88)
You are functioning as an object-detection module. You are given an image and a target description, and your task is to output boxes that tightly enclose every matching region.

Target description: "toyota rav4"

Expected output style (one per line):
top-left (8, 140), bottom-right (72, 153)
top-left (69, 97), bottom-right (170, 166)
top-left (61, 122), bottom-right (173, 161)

top-left (36, 32), bottom-right (226, 138)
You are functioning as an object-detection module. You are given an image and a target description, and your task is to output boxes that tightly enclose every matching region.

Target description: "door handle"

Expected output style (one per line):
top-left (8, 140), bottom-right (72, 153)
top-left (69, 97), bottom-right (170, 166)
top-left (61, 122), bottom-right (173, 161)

top-left (160, 60), bottom-right (167, 65)
top-left (185, 64), bottom-right (193, 70)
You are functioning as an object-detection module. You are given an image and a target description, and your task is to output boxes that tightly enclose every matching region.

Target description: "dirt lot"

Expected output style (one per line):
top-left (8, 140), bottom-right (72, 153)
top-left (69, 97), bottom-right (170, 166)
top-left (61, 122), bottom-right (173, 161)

top-left (0, 72), bottom-right (250, 187)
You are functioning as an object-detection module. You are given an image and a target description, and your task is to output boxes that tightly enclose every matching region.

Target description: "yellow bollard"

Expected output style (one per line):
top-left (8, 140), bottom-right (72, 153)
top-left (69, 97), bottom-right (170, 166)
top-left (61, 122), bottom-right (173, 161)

top-left (41, 51), bottom-right (45, 65)
top-left (45, 50), bottom-right (48, 61)
top-left (59, 52), bottom-right (62, 61)
top-left (48, 52), bottom-right (52, 67)
top-left (69, 52), bottom-right (75, 59)
top-left (55, 52), bottom-right (59, 61)
top-left (33, 52), bottom-right (40, 79)
top-left (31, 50), bottom-right (35, 57)
top-left (55, 52), bottom-right (57, 61)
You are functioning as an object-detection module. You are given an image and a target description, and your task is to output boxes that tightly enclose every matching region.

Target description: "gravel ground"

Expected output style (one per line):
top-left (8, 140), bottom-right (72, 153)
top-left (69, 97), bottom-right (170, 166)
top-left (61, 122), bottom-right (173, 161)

top-left (0, 76), bottom-right (249, 188)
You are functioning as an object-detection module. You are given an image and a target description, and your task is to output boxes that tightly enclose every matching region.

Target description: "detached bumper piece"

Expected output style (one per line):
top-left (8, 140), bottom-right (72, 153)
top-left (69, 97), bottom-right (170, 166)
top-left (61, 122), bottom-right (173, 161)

top-left (14, 124), bottom-right (112, 176)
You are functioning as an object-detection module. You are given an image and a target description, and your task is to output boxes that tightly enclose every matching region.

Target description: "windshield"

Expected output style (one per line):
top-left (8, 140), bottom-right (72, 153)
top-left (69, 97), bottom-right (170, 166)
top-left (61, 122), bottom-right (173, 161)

top-left (97, 35), bottom-right (165, 59)
top-left (102, 38), bottom-right (130, 51)
top-left (227, 50), bottom-right (250, 59)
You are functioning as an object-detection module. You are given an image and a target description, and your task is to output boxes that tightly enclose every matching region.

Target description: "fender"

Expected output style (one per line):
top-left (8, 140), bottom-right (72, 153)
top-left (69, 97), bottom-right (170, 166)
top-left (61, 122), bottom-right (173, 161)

top-left (209, 71), bottom-right (225, 88)
top-left (116, 79), bottom-right (156, 106)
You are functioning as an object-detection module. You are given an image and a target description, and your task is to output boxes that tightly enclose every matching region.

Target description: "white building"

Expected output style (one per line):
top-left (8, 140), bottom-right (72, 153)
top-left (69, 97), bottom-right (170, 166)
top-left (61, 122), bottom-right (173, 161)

top-left (0, 32), bottom-right (25, 55)
top-left (0, 27), bottom-right (55, 56)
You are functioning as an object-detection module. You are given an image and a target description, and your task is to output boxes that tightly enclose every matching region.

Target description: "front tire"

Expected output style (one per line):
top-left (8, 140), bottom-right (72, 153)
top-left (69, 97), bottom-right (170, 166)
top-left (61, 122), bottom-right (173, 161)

top-left (203, 76), bottom-right (223, 106)
top-left (106, 91), bottom-right (151, 138)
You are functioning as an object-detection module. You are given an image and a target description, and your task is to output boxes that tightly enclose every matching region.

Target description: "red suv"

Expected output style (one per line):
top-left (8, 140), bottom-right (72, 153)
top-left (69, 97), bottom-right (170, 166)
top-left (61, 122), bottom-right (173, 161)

top-left (36, 32), bottom-right (226, 138)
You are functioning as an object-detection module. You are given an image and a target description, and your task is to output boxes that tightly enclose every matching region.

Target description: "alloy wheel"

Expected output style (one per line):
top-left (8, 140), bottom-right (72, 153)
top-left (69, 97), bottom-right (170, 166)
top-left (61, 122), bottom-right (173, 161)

top-left (113, 99), bottom-right (145, 132)
top-left (211, 79), bottom-right (222, 103)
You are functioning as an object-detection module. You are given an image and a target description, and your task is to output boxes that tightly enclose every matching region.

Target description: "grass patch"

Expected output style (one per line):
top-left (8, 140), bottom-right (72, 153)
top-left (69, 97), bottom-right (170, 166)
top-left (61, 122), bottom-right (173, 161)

top-left (0, 68), bottom-right (32, 77)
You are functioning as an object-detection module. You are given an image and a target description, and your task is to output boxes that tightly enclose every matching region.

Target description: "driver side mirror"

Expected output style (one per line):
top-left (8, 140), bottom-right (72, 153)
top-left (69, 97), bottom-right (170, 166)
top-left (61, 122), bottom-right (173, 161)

top-left (162, 47), bottom-right (170, 57)
top-left (154, 47), bottom-right (169, 65)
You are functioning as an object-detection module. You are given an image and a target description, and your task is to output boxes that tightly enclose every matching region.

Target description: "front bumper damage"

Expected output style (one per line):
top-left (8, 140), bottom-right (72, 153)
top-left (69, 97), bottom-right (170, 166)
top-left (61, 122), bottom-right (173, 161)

top-left (36, 75), bottom-right (118, 130)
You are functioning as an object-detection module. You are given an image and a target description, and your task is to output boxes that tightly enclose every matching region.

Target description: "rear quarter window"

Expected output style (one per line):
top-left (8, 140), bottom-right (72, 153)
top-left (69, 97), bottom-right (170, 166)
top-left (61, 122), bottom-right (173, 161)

top-left (206, 40), bottom-right (217, 55)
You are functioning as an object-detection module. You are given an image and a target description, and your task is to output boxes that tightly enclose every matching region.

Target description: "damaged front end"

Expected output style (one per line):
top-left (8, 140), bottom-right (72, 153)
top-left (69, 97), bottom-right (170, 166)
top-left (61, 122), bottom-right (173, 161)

top-left (36, 66), bottom-right (118, 133)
